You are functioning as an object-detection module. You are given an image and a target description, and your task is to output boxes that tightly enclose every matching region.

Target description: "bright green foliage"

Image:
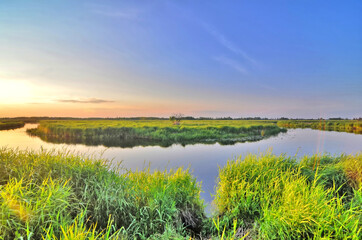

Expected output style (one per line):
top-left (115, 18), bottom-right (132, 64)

top-left (42, 211), bottom-right (122, 240)
top-left (342, 154), bottom-right (362, 189)
top-left (0, 121), bottom-right (24, 130)
top-left (0, 148), bottom-right (204, 239)
top-left (277, 119), bottom-right (362, 134)
top-left (1, 148), bottom-right (361, 239)
top-left (214, 152), bottom-right (297, 235)
top-left (0, 178), bottom-right (72, 239)
top-left (214, 152), bottom-right (362, 239)
top-left (27, 120), bottom-right (285, 147)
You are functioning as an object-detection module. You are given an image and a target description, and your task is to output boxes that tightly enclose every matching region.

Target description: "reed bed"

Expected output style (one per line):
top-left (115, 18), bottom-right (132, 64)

top-left (214, 151), bottom-right (362, 239)
top-left (0, 148), bottom-right (360, 239)
top-left (0, 121), bottom-right (25, 131)
top-left (277, 119), bottom-right (362, 134)
top-left (27, 120), bottom-right (285, 147)
top-left (0, 148), bottom-right (204, 239)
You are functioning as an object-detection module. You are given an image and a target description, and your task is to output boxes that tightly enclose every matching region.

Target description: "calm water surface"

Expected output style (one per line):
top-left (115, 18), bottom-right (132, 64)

top-left (1, 124), bottom-right (361, 208)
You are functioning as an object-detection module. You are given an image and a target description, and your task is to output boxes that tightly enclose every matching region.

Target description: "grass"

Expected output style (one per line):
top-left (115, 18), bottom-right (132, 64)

top-left (0, 121), bottom-right (25, 131)
top-left (277, 119), bottom-right (362, 134)
top-left (0, 148), bottom-right (204, 239)
top-left (214, 151), bottom-right (362, 239)
top-left (1, 148), bottom-right (360, 239)
top-left (27, 120), bottom-right (286, 147)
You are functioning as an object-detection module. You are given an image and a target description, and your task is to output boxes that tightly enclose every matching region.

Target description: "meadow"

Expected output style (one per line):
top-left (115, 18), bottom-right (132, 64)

top-left (0, 148), bottom-right (361, 239)
top-left (0, 121), bottom-right (25, 131)
top-left (27, 120), bottom-right (285, 147)
top-left (277, 119), bottom-right (362, 134)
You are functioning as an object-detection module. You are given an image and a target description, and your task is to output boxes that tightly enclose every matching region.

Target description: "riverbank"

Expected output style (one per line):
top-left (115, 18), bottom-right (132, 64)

top-left (0, 121), bottom-right (25, 131)
top-left (26, 120), bottom-right (286, 147)
top-left (277, 119), bottom-right (362, 134)
top-left (1, 148), bottom-right (360, 239)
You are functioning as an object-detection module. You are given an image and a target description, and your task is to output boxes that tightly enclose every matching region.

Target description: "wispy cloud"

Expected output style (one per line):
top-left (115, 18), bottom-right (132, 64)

top-left (214, 56), bottom-right (247, 74)
top-left (204, 24), bottom-right (257, 65)
top-left (56, 98), bottom-right (115, 104)
top-left (87, 3), bottom-right (140, 20)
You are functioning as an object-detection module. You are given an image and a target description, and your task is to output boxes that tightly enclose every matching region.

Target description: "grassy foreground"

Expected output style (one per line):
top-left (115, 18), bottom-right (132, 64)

top-left (0, 148), bottom-right (205, 239)
top-left (277, 119), bottom-right (362, 134)
top-left (27, 120), bottom-right (285, 147)
top-left (0, 121), bottom-right (25, 131)
top-left (1, 148), bottom-right (361, 239)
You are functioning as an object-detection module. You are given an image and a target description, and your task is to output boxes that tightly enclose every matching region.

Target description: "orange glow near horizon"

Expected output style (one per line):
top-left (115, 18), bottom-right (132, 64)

top-left (0, 102), bottom-right (199, 118)
top-left (0, 80), bottom-right (34, 104)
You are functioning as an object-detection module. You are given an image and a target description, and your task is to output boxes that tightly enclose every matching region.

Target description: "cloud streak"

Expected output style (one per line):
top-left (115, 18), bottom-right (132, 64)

top-left (56, 98), bottom-right (115, 104)
top-left (204, 24), bottom-right (257, 65)
top-left (214, 56), bottom-right (247, 74)
top-left (87, 3), bottom-right (140, 20)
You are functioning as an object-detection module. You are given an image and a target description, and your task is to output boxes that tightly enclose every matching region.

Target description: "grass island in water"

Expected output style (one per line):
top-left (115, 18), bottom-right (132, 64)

top-left (27, 119), bottom-right (286, 147)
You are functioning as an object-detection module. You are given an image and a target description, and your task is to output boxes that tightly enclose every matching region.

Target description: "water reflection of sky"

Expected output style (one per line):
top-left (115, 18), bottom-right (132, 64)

top-left (1, 124), bottom-right (361, 209)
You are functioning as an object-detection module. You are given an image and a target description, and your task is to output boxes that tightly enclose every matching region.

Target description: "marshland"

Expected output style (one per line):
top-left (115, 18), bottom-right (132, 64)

top-left (1, 0), bottom-right (361, 239)
top-left (0, 121), bottom-right (25, 131)
top-left (26, 119), bottom-right (286, 147)
top-left (0, 119), bottom-right (361, 239)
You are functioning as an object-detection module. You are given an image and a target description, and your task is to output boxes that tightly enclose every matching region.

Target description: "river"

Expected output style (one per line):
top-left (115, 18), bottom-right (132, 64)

top-left (1, 124), bottom-right (361, 210)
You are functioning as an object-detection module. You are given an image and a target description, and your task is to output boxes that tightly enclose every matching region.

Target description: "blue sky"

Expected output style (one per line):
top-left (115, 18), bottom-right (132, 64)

top-left (0, 0), bottom-right (361, 118)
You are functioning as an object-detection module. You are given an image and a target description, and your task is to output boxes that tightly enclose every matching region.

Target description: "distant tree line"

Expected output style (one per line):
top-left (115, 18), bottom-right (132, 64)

top-left (0, 116), bottom-right (360, 123)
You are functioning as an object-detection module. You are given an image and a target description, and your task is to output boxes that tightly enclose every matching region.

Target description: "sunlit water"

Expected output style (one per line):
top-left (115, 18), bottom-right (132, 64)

top-left (1, 124), bottom-right (361, 211)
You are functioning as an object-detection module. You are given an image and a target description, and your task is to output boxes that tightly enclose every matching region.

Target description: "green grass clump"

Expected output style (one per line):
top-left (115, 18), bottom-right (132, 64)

top-left (26, 120), bottom-right (286, 148)
top-left (0, 178), bottom-right (73, 239)
top-left (0, 148), bottom-right (204, 239)
top-left (0, 121), bottom-right (25, 131)
top-left (214, 152), bottom-right (362, 239)
top-left (213, 152), bottom-right (297, 237)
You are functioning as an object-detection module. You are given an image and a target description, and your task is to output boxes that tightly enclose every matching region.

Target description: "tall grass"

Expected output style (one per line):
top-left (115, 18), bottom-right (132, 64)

top-left (0, 148), bottom-right (204, 239)
top-left (214, 152), bottom-right (362, 239)
top-left (1, 148), bottom-right (360, 239)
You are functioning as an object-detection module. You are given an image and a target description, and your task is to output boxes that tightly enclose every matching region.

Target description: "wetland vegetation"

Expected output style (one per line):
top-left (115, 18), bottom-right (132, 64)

top-left (26, 120), bottom-right (286, 147)
top-left (2, 118), bottom-right (361, 238)
top-left (0, 148), bottom-right (361, 239)
top-left (277, 119), bottom-right (362, 134)
top-left (0, 121), bottom-right (25, 131)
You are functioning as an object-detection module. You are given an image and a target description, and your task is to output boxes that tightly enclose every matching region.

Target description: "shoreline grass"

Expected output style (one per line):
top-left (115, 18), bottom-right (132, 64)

top-left (0, 148), bottom-right (205, 239)
top-left (277, 119), bottom-right (362, 134)
top-left (26, 120), bottom-right (286, 147)
top-left (214, 151), bottom-right (362, 239)
top-left (0, 121), bottom-right (25, 131)
top-left (1, 148), bottom-right (360, 239)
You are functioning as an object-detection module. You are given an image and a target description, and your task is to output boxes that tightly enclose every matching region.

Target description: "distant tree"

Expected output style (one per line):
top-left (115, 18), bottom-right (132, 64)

top-left (169, 113), bottom-right (184, 125)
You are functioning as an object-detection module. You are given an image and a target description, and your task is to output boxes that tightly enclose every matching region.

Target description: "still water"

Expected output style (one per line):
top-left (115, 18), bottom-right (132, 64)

top-left (1, 124), bottom-right (361, 207)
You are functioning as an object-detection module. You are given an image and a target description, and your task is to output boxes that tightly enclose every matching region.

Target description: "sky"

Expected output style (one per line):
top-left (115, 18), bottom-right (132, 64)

top-left (0, 0), bottom-right (361, 118)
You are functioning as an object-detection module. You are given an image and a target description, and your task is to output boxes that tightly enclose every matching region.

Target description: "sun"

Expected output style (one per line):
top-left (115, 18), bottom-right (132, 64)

top-left (0, 80), bottom-right (33, 104)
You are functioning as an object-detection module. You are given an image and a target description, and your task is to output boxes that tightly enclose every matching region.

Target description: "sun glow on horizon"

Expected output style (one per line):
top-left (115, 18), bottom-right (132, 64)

top-left (0, 80), bottom-right (35, 104)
